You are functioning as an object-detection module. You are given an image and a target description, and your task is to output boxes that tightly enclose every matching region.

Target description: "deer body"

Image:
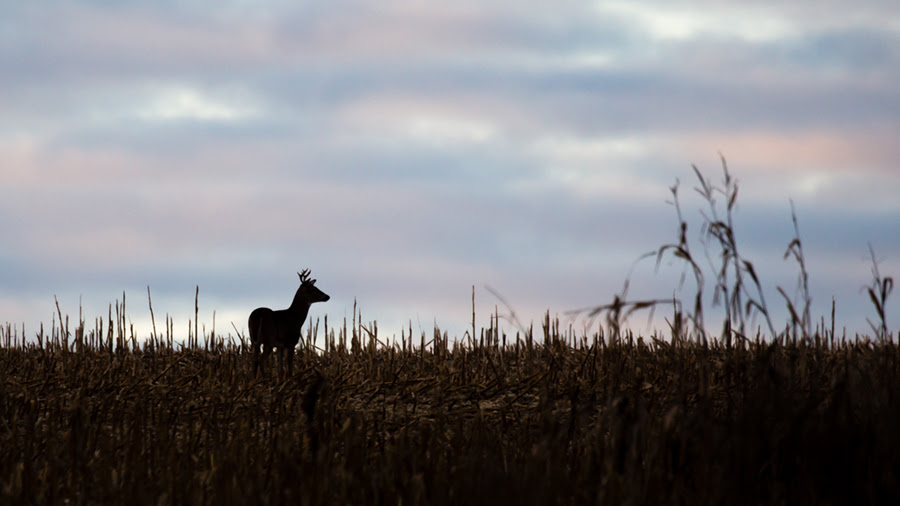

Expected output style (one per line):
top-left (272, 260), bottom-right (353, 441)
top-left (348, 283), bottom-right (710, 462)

top-left (249, 270), bottom-right (329, 377)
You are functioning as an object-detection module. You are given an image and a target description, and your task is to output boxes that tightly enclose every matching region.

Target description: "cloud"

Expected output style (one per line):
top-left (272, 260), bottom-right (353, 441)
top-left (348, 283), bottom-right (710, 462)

top-left (1, 1), bottom-right (898, 341)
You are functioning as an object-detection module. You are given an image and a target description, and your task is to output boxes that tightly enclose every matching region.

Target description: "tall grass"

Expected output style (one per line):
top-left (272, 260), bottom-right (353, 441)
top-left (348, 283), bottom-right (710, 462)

top-left (1, 162), bottom-right (896, 505)
top-left (572, 157), bottom-right (892, 347)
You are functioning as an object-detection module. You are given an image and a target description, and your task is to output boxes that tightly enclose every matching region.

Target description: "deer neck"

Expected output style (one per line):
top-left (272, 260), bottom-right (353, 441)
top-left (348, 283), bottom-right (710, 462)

top-left (288, 291), bottom-right (312, 320)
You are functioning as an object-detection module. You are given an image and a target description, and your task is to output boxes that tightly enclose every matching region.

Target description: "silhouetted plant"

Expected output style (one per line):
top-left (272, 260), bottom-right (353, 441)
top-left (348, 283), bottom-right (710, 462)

top-left (865, 243), bottom-right (894, 341)
top-left (574, 157), bottom-right (789, 343)
top-left (777, 201), bottom-right (813, 340)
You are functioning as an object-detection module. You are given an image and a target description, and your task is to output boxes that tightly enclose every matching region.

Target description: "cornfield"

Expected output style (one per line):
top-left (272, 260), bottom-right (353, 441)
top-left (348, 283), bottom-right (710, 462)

top-left (3, 311), bottom-right (899, 505)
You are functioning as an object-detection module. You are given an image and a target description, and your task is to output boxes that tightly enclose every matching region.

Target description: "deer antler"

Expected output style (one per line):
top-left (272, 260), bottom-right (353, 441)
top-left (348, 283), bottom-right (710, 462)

top-left (298, 269), bottom-right (312, 283)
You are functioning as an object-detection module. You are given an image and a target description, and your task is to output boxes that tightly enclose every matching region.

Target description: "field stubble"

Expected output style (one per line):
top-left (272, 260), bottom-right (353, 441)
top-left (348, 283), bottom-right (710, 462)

top-left (2, 318), bottom-right (899, 505)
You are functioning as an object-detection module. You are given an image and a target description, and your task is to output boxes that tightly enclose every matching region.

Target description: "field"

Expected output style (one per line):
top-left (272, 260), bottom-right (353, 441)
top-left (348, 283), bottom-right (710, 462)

top-left (2, 317), bottom-right (899, 505)
top-left (2, 164), bottom-right (897, 504)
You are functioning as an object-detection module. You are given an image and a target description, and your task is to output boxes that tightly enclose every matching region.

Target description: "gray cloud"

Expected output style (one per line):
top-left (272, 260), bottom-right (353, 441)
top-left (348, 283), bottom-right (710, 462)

top-left (2, 1), bottom-right (898, 340)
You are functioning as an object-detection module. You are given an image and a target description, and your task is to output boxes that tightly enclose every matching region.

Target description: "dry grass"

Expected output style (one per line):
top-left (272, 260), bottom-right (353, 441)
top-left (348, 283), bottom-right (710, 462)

top-left (2, 320), bottom-right (899, 505)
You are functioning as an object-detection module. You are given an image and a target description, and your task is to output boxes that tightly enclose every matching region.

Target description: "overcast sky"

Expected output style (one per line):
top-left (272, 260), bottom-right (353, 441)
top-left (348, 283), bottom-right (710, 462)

top-left (2, 1), bottom-right (898, 343)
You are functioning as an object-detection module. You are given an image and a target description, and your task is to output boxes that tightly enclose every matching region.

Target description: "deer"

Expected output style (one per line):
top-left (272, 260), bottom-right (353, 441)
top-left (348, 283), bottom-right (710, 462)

top-left (249, 269), bottom-right (330, 377)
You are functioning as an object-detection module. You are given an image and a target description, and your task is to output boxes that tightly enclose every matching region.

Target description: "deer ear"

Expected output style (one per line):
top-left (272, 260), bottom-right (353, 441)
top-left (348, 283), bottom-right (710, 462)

top-left (310, 279), bottom-right (317, 285)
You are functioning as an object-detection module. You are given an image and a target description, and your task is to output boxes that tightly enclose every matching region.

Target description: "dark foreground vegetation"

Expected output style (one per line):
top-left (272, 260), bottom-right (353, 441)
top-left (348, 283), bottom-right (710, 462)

top-left (2, 324), bottom-right (899, 505)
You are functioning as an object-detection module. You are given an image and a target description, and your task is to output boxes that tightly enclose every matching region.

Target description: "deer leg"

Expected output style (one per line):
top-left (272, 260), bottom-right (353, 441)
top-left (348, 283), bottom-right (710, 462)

top-left (286, 347), bottom-right (294, 377)
top-left (252, 341), bottom-right (261, 375)
top-left (260, 343), bottom-right (273, 377)
top-left (276, 347), bottom-right (285, 380)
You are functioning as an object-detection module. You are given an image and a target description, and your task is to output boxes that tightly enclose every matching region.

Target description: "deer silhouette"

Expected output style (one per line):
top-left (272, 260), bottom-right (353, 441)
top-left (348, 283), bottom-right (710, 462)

top-left (249, 269), bottom-right (330, 377)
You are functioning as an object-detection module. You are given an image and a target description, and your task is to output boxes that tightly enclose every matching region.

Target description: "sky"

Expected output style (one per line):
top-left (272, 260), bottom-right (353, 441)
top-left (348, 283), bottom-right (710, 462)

top-left (2, 0), bottom-right (899, 344)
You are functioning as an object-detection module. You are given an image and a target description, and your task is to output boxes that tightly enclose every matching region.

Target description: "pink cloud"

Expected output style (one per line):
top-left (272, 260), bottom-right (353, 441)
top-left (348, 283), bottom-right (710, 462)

top-left (669, 128), bottom-right (900, 174)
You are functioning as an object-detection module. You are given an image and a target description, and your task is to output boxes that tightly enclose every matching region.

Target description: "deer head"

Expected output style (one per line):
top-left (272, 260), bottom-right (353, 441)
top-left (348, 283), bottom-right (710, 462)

top-left (295, 269), bottom-right (329, 304)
